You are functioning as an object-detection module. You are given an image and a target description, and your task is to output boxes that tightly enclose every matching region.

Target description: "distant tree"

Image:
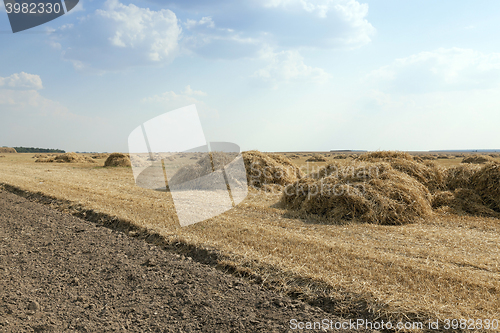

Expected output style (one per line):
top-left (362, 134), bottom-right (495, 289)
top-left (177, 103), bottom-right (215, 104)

top-left (14, 147), bottom-right (65, 153)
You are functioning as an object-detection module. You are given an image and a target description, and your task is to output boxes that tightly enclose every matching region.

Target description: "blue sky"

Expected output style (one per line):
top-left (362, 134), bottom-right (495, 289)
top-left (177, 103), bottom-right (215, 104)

top-left (1, 0), bottom-right (500, 152)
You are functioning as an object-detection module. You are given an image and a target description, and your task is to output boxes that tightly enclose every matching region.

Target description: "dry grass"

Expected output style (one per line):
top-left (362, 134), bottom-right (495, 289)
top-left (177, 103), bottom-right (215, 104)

top-left (0, 153), bottom-right (499, 330)
top-left (104, 153), bottom-right (131, 167)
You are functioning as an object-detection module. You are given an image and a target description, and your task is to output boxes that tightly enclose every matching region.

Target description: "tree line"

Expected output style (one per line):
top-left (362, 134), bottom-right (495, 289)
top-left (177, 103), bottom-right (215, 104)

top-left (13, 147), bottom-right (66, 153)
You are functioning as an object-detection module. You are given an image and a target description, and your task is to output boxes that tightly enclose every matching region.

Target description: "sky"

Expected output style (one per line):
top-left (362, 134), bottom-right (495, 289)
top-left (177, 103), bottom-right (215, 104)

top-left (1, 0), bottom-right (500, 153)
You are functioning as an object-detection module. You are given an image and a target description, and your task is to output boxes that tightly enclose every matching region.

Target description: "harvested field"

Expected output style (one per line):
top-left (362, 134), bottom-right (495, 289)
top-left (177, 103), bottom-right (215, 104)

top-left (105, 153), bottom-right (131, 167)
top-left (1, 152), bottom-right (500, 330)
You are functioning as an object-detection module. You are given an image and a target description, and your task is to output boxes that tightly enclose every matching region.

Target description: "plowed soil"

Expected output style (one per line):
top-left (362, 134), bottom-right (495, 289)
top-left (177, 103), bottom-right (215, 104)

top-left (0, 190), bottom-right (373, 333)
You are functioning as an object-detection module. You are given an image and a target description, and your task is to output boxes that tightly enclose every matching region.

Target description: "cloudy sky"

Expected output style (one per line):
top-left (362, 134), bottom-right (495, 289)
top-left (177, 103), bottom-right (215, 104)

top-left (1, 0), bottom-right (500, 152)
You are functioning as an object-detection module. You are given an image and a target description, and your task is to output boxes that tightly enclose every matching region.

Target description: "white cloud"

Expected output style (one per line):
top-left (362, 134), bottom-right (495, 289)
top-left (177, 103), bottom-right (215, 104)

top-left (155, 0), bottom-right (374, 59)
top-left (143, 86), bottom-right (217, 118)
top-left (368, 48), bottom-right (500, 93)
top-left (53, 0), bottom-right (182, 70)
top-left (185, 16), bottom-right (215, 30)
top-left (0, 72), bottom-right (88, 121)
top-left (0, 72), bottom-right (43, 90)
top-left (144, 85), bottom-right (208, 103)
top-left (253, 48), bottom-right (330, 87)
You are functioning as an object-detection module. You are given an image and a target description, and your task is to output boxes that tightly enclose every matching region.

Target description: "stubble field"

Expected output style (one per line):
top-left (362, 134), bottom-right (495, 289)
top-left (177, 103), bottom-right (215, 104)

top-left (1, 152), bottom-right (499, 331)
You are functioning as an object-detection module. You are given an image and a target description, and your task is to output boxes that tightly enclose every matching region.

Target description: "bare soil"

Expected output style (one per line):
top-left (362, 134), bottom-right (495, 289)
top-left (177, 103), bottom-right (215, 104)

top-left (0, 190), bottom-right (374, 333)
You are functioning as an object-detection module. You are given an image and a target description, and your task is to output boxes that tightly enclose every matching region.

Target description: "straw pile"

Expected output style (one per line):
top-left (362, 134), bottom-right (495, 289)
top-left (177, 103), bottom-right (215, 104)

top-left (306, 155), bottom-right (327, 162)
top-left (281, 150), bottom-right (500, 224)
top-left (104, 153), bottom-right (131, 167)
top-left (416, 155), bottom-right (437, 161)
top-left (167, 152), bottom-right (238, 190)
top-left (471, 162), bottom-right (500, 211)
top-left (332, 155), bottom-right (348, 159)
top-left (280, 161), bottom-right (433, 225)
top-left (92, 153), bottom-right (110, 159)
top-left (356, 151), bottom-right (414, 161)
top-left (444, 164), bottom-right (481, 190)
top-left (431, 162), bottom-right (500, 217)
top-left (461, 154), bottom-right (494, 164)
top-left (353, 151), bottom-right (445, 192)
top-left (35, 153), bottom-right (96, 164)
top-left (242, 151), bottom-right (303, 189)
top-left (0, 147), bottom-right (17, 153)
top-left (432, 189), bottom-right (500, 217)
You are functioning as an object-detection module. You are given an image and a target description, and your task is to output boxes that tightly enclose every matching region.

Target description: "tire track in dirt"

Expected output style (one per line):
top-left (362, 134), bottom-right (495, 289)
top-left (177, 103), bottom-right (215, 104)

top-left (0, 190), bottom-right (375, 332)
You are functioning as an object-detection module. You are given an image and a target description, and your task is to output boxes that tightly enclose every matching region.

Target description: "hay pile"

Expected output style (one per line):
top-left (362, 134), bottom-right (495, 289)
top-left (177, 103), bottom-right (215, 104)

top-left (432, 162), bottom-right (500, 217)
top-left (444, 164), bottom-right (481, 190)
top-left (418, 155), bottom-right (437, 161)
top-left (356, 151), bottom-right (414, 162)
top-left (32, 153), bottom-right (58, 159)
top-left (35, 153), bottom-right (96, 164)
top-left (432, 189), bottom-right (499, 217)
top-left (104, 153), bottom-right (131, 167)
top-left (242, 151), bottom-right (303, 190)
top-left (0, 147), bottom-right (17, 153)
top-left (281, 150), bottom-right (500, 223)
top-left (92, 153), bottom-right (110, 159)
top-left (461, 154), bottom-right (494, 164)
top-left (306, 155), bottom-right (327, 162)
top-left (332, 155), bottom-right (348, 159)
top-left (471, 162), bottom-right (500, 211)
top-left (353, 151), bottom-right (445, 192)
top-left (280, 161), bottom-right (433, 225)
top-left (167, 152), bottom-right (241, 191)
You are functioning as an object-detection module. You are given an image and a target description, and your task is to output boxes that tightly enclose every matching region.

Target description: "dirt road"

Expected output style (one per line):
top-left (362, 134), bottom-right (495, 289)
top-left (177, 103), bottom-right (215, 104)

top-left (0, 190), bottom-right (374, 332)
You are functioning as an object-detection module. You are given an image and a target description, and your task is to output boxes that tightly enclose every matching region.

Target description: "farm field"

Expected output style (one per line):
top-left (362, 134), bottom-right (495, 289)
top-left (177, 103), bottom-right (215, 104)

top-left (1, 152), bottom-right (500, 331)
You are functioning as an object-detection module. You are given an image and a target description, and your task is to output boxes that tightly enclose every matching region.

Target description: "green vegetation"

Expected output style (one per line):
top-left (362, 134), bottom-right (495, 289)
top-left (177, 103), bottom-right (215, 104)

top-left (14, 147), bottom-right (65, 153)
